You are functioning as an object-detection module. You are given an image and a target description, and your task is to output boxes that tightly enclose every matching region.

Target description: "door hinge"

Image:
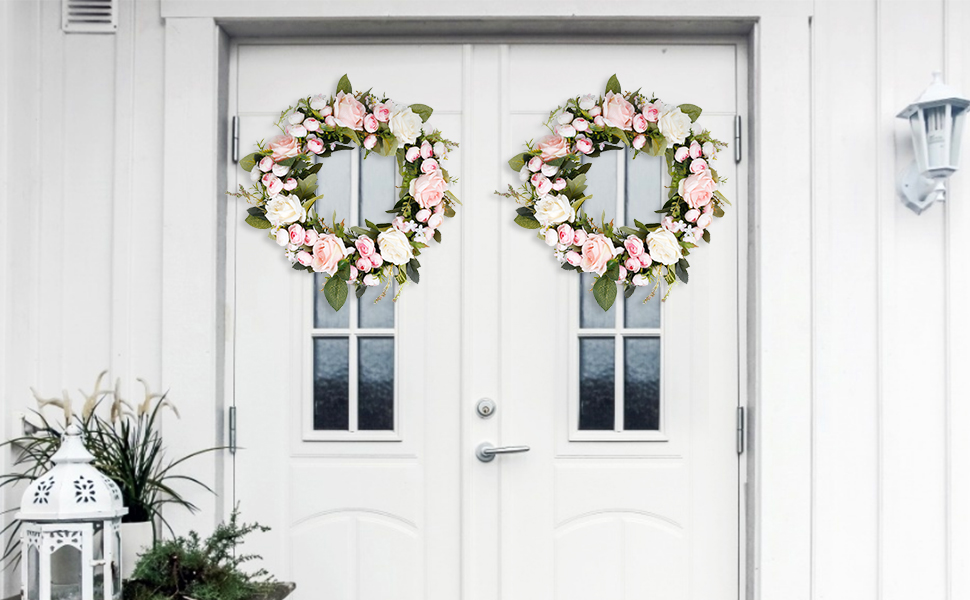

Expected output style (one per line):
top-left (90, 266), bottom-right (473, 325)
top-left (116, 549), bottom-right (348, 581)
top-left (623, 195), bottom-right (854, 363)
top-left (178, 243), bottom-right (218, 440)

top-left (231, 116), bottom-right (240, 163)
top-left (228, 406), bottom-right (237, 454)
top-left (734, 115), bottom-right (742, 164)
top-left (736, 406), bottom-right (746, 455)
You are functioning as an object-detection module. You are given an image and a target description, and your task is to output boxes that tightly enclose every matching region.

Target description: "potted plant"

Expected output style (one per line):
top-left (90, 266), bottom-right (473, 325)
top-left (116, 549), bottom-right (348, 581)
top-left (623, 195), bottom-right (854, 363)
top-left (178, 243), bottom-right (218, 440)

top-left (1, 371), bottom-right (221, 577)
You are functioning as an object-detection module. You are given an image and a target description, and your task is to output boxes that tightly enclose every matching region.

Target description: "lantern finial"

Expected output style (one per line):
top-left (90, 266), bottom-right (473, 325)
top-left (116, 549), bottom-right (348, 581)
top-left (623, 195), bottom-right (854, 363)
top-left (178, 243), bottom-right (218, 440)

top-left (51, 424), bottom-right (96, 465)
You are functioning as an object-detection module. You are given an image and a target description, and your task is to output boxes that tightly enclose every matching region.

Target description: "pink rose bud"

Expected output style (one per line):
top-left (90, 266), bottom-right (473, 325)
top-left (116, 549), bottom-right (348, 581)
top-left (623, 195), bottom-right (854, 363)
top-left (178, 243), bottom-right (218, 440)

top-left (306, 137), bottom-right (324, 154)
top-left (557, 111), bottom-right (574, 124)
top-left (363, 114), bottom-right (379, 133)
top-left (369, 253), bottom-right (384, 269)
top-left (566, 251), bottom-right (582, 266)
top-left (633, 273), bottom-right (649, 286)
top-left (363, 134), bottom-right (378, 150)
top-left (421, 158), bottom-right (439, 174)
top-left (373, 103), bottom-right (391, 122)
top-left (309, 95), bottom-right (327, 111)
top-left (573, 118), bottom-right (589, 132)
top-left (533, 176), bottom-right (553, 196)
top-left (324, 116), bottom-right (337, 127)
top-left (304, 118), bottom-right (320, 132)
top-left (632, 134), bottom-right (647, 150)
top-left (593, 115), bottom-right (606, 128)
top-left (618, 266), bottom-right (627, 282)
top-left (420, 140), bottom-right (434, 159)
top-left (704, 202), bottom-right (714, 214)
top-left (434, 202), bottom-right (445, 214)
top-left (416, 209), bottom-right (431, 223)
top-left (662, 216), bottom-right (681, 232)
top-left (287, 111), bottom-right (305, 125)
top-left (632, 113), bottom-right (648, 133)
top-left (355, 235), bottom-right (375, 257)
top-left (557, 124), bottom-right (577, 138)
top-left (304, 229), bottom-right (318, 245)
top-left (527, 156), bottom-right (543, 172)
top-left (250, 169), bottom-right (260, 182)
top-left (557, 223), bottom-right (573, 245)
top-left (258, 156), bottom-right (274, 172)
top-left (575, 137), bottom-right (594, 154)
top-left (552, 177), bottom-right (567, 191)
top-left (263, 175), bottom-right (283, 196)
top-left (541, 163), bottom-right (558, 177)
top-left (702, 141), bottom-right (716, 158)
top-left (272, 163), bottom-right (290, 177)
top-left (642, 103), bottom-right (661, 122)
top-left (434, 141), bottom-right (447, 157)
top-left (674, 146), bottom-right (690, 162)
top-left (275, 229), bottom-right (289, 246)
top-left (624, 235), bottom-right (644, 257)
top-left (288, 224), bottom-right (305, 244)
top-left (589, 105), bottom-right (602, 117)
top-left (355, 257), bottom-right (372, 273)
top-left (297, 251), bottom-right (313, 266)
top-left (573, 229), bottom-right (588, 246)
top-left (689, 140), bottom-right (703, 159)
top-left (287, 124), bottom-right (307, 138)
top-left (428, 213), bottom-right (444, 229)
top-left (319, 105), bottom-right (333, 117)
top-left (392, 216), bottom-right (408, 231)
top-left (639, 254), bottom-right (653, 269)
top-left (689, 158), bottom-right (708, 174)
top-left (544, 229), bottom-right (559, 246)
top-left (697, 213), bottom-right (713, 229)
top-left (685, 209), bottom-right (700, 223)
top-left (406, 147), bottom-right (420, 163)
top-left (349, 266), bottom-right (358, 281)
top-left (283, 177), bottom-right (298, 191)
top-left (364, 274), bottom-right (380, 286)
top-left (625, 257), bottom-right (641, 273)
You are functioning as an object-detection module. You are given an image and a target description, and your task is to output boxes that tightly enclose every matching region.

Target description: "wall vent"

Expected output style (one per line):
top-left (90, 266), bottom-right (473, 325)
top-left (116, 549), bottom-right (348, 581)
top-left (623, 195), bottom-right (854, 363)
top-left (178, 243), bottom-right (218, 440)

top-left (62, 0), bottom-right (117, 34)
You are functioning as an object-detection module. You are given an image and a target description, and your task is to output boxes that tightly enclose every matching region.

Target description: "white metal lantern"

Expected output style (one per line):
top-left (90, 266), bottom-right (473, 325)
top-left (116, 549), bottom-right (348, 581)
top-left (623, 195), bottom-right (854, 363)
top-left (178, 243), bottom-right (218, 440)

top-left (897, 72), bottom-right (970, 213)
top-left (18, 425), bottom-right (128, 600)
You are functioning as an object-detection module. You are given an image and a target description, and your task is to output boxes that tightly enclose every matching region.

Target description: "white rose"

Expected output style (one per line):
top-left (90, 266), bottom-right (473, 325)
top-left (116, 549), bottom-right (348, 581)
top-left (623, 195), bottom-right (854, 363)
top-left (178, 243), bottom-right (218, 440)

top-left (557, 111), bottom-right (574, 124)
top-left (433, 141), bottom-right (447, 157)
top-left (389, 106), bottom-right (423, 145)
top-left (309, 94), bottom-right (327, 111)
top-left (579, 94), bottom-right (598, 111)
top-left (646, 229), bottom-right (682, 266)
top-left (377, 229), bottom-right (414, 265)
top-left (534, 194), bottom-right (575, 227)
top-left (658, 106), bottom-right (692, 146)
top-left (265, 194), bottom-right (306, 227)
top-left (287, 111), bottom-right (304, 125)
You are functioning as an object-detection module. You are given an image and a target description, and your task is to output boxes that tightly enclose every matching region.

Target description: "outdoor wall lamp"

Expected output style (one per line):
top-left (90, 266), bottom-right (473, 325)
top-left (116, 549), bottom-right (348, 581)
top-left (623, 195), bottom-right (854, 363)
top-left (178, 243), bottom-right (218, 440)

top-left (897, 72), bottom-right (969, 214)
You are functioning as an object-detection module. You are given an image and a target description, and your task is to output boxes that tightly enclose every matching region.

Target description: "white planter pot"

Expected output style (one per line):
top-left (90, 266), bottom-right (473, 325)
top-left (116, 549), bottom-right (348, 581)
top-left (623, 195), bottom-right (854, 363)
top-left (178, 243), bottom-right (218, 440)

top-left (121, 521), bottom-right (154, 580)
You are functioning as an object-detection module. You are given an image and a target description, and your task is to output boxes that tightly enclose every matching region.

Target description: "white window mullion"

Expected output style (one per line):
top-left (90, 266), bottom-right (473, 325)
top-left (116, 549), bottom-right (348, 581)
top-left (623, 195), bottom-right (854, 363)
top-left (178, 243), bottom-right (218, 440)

top-left (348, 148), bottom-right (361, 434)
top-left (614, 149), bottom-right (626, 433)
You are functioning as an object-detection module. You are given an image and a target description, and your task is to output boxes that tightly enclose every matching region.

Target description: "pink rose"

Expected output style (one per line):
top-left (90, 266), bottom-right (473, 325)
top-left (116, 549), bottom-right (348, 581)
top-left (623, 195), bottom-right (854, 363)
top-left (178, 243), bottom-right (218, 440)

top-left (537, 134), bottom-right (569, 163)
top-left (632, 273), bottom-right (649, 286)
top-left (373, 103), bottom-right (391, 122)
top-left (632, 113), bottom-right (648, 133)
top-left (311, 234), bottom-right (347, 275)
top-left (623, 235), bottom-right (644, 257)
top-left (324, 116), bottom-right (337, 128)
top-left (306, 137), bottom-right (324, 154)
top-left (573, 118), bottom-right (589, 132)
top-left (355, 257), bottom-right (372, 272)
top-left (566, 251), bottom-right (582, 266)
top-left (624, 257), bottom-right (641, 273)
top-left (287, 124), bottom-right (307, 138)
top-left (689, 158), bottom-right (708, 174)
top-left (642, 102), bottom-right (661, 122)
top-left (405, 146), bottom-right (420, 163)
top-left (428, 213), bottom-right (444, 229)
top-left (355, 235), bottom-right (375, 257)
top-left (662, 216), bottom-right (683, 232)
top-left (689, 140), bottom-right (703, 159)
top-left (317, 104), bottom-right (333, 117)
top-left (349, 266), bottom-right (358, 281)
top-left (618, 266), bottom-right (627, 282)
top-left (410, 171), bottom-right (448, 209)
top-left (303, 117), bottom-right (320, 132)
top-left (674, 147), bottom-right (690, 163)
top-left (369, 252), bottom-right (384, 269)
top-left (639, 254), bottom-right (653, 269)
top-left (363, 273), bottom-right (380, 286)
top-left (704, 202), bottom-right (714, 214)
top-left (527, 156), bottom-right (543, 172)
top-left (541, 163), bottom-right (558, 177)
top-left (421, 141), bottom-right (434, 159)
top-left (304, 229), bottom-right (318, 246)
top-left (575, 137), bottom-right (593, 154)
top-left (272, 163), bottom-right (290, 177)
top-left (283, 178), bottom-right (298, 191)
top-left (588, 105), bottom-right (602, 117)
top-left (602, 92), bottom-right (635, 130)
top-left (268, 134), bottom-right (300, 163)
top-left (573, 229), bottom-right (588, 246)
top-left (557, 224), bottom-right (574, 245)
top-left (557, 124), bottom-right (577, 138)
top-left (696, 213), bottom-right (713, 229)
top-left (363, 134), bottom-right (378, 150)
top-left (552, 177), bottom-right (567, 191)
top-left (580, 233), bottom-right (615, 275)
top-left (593, 115), bottom-right (606, 128)
top-left (416, 209), bottom-right (431, 223)
top-left (296, 251), bottom-right (312, 266)
top-left (392, 216), bottom-right (409, 232)
top-left (288, 223), bottom-right (305, 245)
top-left (333, 91), bottom-right (366, 130)
top-left (421, 158), bottom-right (439, 174)
top-left (685, 209), bottom-right (700, 223)
top-left (532, 175), bottom-right (553, 196)
top-left (678, 171), bottom-right (717, 209)
top-left (632, 134), bottom-right (647, 150)
top-left (363, 114), bottom-right (379, 133)
top-left (262, 174), bottom-right (283, 196)
top-left (258, 156), bottom-right (274, 172)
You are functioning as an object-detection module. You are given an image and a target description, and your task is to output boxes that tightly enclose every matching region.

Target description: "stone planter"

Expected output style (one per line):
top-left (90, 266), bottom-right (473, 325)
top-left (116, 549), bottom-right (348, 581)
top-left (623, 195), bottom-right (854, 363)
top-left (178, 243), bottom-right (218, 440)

top-left (121, 520), bottom-right (154, 580)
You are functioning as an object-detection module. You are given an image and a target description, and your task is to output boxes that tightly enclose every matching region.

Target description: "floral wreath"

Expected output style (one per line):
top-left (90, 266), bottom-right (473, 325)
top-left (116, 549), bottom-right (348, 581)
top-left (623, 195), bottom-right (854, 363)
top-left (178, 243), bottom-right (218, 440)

top-left (233, 75), bottom-right (459, 312)
top-left (498, 75), bottom-right (728, 311)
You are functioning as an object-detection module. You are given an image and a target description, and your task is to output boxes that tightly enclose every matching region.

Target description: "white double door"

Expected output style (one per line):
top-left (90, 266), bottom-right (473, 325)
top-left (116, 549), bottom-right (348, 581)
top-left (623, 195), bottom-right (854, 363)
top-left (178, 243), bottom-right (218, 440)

top-left (229, 41), bottom-right (743, 600)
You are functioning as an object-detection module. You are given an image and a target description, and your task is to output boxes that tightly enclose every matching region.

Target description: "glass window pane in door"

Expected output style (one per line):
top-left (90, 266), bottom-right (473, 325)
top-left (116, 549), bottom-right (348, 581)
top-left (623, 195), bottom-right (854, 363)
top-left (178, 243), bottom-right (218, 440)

top-left (580, 273), bottom-right (616, 329)
top-left (357, 337), bottom-right (394, 431)
top-left (359, 286), bottom-right (395, 329)
top-left (313, 337), bottom-right (349, 430)
top-left (624, 284), bottom-right (662, 329)
top-left (579, 337), bottom-right (615, 430)
top-left (315, 273), bottom-right (350, 328)
top-left (359, 150), bottom-right (397, 226)
top-left (624, 337), bottom-right (661, 430)
top-left (581, 153), bottom-right (618, 224)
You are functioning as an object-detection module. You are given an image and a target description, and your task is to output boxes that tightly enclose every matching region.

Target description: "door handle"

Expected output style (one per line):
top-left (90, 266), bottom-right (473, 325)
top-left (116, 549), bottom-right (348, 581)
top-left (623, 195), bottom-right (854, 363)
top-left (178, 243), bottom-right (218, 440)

top-left (476, 442), bottom-right (530, 462)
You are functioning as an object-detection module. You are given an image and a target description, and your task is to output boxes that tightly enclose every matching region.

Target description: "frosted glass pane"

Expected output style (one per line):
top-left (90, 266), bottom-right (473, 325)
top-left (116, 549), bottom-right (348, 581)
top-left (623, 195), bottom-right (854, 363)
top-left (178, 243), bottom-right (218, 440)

top-left (580, 273), bottom-right (616, 329)
top-left (579, 337), bottom-right (615, 430)
top-left (580, 153), bottom-right (618, 223)
top-left (315, 147), bottom-right (351, 221)
top-left (625, 148), bottom-right (664, 223)
top-left (314, 273), bottom-right (350, 328)
top-left (624, 337), bottom-right (661, 430)
top-left (50, 545), bottom-right (81, 600)
top-left (359, 285), bottom-right (394, 329)
top-left (27, 545), bottom-right (38, 600)
top-left (624, 284), bottom-right (662, 329)
top-left (359, 150), bottom-right (397, 226)
top-left (313, 337), bottom-right (349, 430)
top-left (358, 337), bottom-right (394, 431)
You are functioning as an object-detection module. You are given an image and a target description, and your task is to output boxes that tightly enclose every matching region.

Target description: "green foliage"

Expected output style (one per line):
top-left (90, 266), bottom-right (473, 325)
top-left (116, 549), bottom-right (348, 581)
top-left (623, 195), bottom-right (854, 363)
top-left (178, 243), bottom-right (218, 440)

top-left (409, 103), bottom-right (433, 122)
top-left (592, 275), bottom-right (618, 311)
top-left (324, 275), bottom-right (349, 311)
top-left (605, 74), bottom-right (621, 95)
top-left (124, 507), bottom-right (274, 600)
top-left (245, 214), bottom-right (272, 230)
top-left (336, 74), bottom-right (352, 95)
top-left (678, 103), bottom-right (702, 122)
top-left (514, 213), bottom-right (541, 230)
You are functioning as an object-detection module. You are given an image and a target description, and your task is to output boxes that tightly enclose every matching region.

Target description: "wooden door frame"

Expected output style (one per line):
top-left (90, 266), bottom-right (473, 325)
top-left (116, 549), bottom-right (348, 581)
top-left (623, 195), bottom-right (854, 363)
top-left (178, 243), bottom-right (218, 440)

top-left (161, 5), bottom-right (814, 600)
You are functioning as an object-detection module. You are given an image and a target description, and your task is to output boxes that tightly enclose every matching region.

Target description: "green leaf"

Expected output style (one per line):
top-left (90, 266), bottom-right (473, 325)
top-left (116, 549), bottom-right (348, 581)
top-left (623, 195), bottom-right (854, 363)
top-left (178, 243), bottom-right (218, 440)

top-left (305, 162), bottom-right (323, 175)
top-left (605, 259), bottom-right (620, 281)
top-left (406, 261), bottom-right (420, 284)
top-left (592, 275), bottom-right (618, 311)
top-left (302, 196), bottom-right (320, 213)
top-left (410, 104), bottom-right (433, 122)
top-left (713, 205), bottom-right (725, 218)
top-left (239, 152), bottom-right (260, 172)
top-left (678, 104), bottom-right (703, 122)
top-left (355, 284), bottom-right (367, 299)
top-left (675, 258), bottom-right (690, 284)
top-left (605, 74), bottom-right (621, 95)
top-left (379, 135), bottom-right (399, 157)
top-left (324, 275), bottom-right (349, 311)
top-left (624, 284), bottom-right (636, 299)
top-left (618, 226), bottom-right (640, 236)
top-left (336, 74), bottom-right (352, 95)
top-left (714, 190), bottom-right (732, 206)
top-left (508, 153), bottom-right (530, 172)
top-left (244, 214), bottom-right (272, 230)
top-left (514, 213), bottom-right (542, 230)
top-left (433, 229), bottom-right (442, 243)
top-left (574, 162), bottom-right (593, 175)
top-left (444, 205), bottom-right (456, 218)
top-left (648, 133), bottom-right (665, 156)
top-left (336, 127), bottom-right (361, 146)
top-left (277, 156), bottom-right (298, 167)
top-left (702, 229), bottom-right (711, 243)
top-left (571, 197), bottom-right (587, 212)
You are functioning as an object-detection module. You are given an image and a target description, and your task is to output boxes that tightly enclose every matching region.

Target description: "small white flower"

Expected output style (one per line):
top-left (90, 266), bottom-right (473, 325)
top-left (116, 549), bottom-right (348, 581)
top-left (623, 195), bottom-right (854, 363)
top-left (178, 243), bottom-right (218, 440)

top-left (554, 250), bottom-right (566, 263)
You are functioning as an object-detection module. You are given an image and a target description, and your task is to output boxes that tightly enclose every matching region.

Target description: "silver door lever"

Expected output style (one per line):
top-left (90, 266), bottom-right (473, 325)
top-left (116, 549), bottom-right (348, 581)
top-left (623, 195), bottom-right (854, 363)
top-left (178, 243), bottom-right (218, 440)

top-left (476, 442), bottom-right (531, 462)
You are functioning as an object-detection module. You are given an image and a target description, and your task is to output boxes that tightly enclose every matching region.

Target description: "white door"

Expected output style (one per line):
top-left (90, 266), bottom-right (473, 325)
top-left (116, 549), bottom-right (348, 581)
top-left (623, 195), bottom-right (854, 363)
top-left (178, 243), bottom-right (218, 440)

top-left (228, 41), bottom-right (744, 600)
